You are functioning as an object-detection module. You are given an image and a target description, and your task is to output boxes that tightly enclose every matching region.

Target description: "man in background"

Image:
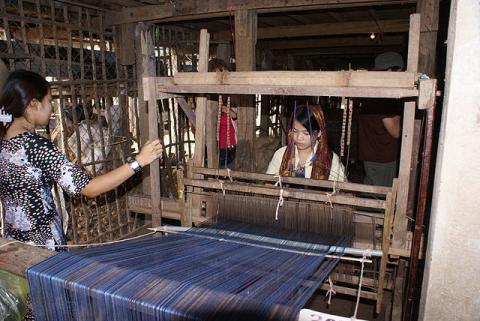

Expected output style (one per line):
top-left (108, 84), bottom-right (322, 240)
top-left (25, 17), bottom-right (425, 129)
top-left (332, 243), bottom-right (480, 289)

top-left (358, 52), bottom-right (403, 186)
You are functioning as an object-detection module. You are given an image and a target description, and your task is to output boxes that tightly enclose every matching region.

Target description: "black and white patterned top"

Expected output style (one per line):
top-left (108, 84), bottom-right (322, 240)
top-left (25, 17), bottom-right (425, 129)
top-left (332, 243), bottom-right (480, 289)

top-left (0, 132), bottom-right (91, 250)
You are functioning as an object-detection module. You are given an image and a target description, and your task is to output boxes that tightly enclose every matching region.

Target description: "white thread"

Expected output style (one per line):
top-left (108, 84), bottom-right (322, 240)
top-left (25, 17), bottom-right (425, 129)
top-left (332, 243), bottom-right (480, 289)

top-left (0, 241), bottom-right (18, 248)
top-left (9, 231), bottom-right (157, 249)
top-left (351, 249), bottom-right (371, 320)
top-left (226, 167), bottom-right (233, 182)
top-left (219, 180), bottom-right (225, 196)
top-left (274, 175), bottom-right (284, 220)
top-left (325, 276), bottom-right (336, 305)
top-left (325, 179), bottom-right (337, 209)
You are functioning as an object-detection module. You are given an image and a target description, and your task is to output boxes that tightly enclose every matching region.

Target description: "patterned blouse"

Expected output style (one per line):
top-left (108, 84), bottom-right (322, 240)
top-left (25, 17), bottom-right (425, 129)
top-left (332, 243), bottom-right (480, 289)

top-left (0, 132), bottom-right (91, 250)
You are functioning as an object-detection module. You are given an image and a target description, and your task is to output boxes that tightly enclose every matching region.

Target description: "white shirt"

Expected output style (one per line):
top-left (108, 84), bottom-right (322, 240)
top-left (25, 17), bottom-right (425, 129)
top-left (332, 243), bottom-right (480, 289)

top-left (266, 146), bottom-right (346, 182)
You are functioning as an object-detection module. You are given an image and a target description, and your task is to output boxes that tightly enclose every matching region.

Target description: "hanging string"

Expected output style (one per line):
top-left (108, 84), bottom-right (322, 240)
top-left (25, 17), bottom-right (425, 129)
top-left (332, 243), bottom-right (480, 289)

top-left (274, 175), bottom-right (284, 221)
top-left (216, 95), bottom-right (223, 143)
top-left (351, 249), bottom-right (371, 320)
top-left (225, 96), bottom-right (231, 168)
top-left (325, 276), bottom-right (336, 305)
top-left (345, 99), bottom-right (354, 174)
top-left (340, 97), bottom-right (348, 158)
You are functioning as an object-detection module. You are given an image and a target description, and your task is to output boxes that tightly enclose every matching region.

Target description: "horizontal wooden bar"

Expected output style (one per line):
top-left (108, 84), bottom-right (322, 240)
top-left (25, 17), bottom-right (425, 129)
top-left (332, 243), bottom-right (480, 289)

top-left (174, 71), bottom-right (416, 88)
top-left (184, 178), bottom-right (386, 209)
top-left (192, 167), bottom-right (392, 195)
top-left (156, 83), bottom-right (418, 99)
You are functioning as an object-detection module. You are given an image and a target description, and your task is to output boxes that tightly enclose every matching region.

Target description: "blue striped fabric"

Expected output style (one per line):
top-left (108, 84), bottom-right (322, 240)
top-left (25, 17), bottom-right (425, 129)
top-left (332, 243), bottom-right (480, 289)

top-left (27, 220), bottom-right (350, 321)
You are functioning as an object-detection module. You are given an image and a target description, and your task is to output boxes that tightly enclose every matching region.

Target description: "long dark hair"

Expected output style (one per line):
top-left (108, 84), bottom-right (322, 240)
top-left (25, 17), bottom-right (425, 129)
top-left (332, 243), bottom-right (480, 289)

top-left (0, 70), bottom-right (50, 139)
top-left (280, 105), bottom-right (333, 180)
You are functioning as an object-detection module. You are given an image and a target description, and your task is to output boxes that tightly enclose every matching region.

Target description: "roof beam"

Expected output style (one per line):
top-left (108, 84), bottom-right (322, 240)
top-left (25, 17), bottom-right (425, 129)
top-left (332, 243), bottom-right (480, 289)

top-left (105, 0), bottom-right (416, 26)
top-left (258, 34), bottom-right (406, 50)
top-left (215, 18), bottom-right (409, 40)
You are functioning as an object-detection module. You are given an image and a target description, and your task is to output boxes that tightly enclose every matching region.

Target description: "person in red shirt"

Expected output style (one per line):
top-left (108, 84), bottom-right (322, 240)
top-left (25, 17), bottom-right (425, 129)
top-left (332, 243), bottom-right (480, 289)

top-left (208, 58), bottom-right (237, 169)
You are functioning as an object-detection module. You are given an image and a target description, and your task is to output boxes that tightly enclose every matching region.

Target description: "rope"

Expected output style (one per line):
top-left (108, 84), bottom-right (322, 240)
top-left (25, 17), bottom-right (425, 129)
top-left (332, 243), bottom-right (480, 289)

top-left (351, 249), bottom-right (371, 320)
top-left (325, 276), bottom-right (336, 305)
top-left (274, 175), bottom-right (284, 221)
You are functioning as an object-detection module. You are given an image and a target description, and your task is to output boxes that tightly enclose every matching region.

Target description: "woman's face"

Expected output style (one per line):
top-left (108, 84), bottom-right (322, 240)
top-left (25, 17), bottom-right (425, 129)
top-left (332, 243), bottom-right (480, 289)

top-left (37, 92), bottom-right (53, 126)
top-left (292, 120), bottom-right (319, 151)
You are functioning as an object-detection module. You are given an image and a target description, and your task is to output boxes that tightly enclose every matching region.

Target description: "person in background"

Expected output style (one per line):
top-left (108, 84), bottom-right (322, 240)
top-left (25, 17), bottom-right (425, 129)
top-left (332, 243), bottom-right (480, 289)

top-left (267, 104), bottom-right (345, 181)
top-left (358, 51), bottom-right (403, 186)
top-left (208, 58), bottom-right (237, 169)
top-left (0, 70), bottom-right (163, 251)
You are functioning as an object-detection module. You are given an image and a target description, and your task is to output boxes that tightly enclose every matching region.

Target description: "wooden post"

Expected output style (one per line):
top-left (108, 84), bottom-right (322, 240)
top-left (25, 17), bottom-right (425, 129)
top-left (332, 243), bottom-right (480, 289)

top-left (188, 29), bottom-right (210, 224)
top-left (417, 0), bottom-right (440, 77)
top-left (140, 26), bottom-right (162, 227)
top-left (206, 99), bottom-right (219, 168)
top-left (393, 14), bottom-right (420, 249)
top-left (234, 9), bottom-right (257, 171)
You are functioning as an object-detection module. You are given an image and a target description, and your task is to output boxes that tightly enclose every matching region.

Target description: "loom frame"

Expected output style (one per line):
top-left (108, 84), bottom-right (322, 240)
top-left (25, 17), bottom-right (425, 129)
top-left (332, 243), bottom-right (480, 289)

top-left (141, 13), bottom-right (438, 318)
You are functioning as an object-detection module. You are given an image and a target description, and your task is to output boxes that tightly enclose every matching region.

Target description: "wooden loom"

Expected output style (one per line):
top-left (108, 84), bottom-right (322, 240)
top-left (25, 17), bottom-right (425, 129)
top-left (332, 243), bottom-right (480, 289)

top-left (140, 13), bottom-right (438, 317)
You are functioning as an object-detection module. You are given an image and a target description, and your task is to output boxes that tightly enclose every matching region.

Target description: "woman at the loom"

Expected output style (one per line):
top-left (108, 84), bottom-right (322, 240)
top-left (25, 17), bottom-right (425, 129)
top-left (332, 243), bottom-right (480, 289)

top-left (0, 70), bottom-right (163, 252)
top-left (266, 104), bottom-right (346, 181)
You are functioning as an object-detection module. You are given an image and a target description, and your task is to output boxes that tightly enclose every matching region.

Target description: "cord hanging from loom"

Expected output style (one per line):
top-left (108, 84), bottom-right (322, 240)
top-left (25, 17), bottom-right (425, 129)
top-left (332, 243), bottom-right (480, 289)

top-left (216, 95), bottom-right (223, 142)
top-left (351, 249), bottom-right (371, 320)
top-left (274, 175), bottom-right (284, 221)
top-left (340, 97), bottom-right (348, 157)
top-left (325, 276), bottom-right (336, 305)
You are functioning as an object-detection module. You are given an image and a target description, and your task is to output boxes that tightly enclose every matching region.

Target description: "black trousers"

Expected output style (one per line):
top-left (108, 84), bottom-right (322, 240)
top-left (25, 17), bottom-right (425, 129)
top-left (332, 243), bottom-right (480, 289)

top-left (219, 146), bottom-right (236, 169)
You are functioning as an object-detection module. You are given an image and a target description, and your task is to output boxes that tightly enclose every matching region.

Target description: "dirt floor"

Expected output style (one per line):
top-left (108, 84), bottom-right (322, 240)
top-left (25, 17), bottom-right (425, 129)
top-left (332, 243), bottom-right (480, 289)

top-left (306, 291), bottom-right (389, 321)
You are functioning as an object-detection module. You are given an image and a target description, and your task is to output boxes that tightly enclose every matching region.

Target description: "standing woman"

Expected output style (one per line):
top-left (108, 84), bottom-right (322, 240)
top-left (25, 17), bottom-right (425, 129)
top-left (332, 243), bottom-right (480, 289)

top-left (0, 70), bottom-right (163, 250)
top-left (267, 104), bottom-right (345, 182)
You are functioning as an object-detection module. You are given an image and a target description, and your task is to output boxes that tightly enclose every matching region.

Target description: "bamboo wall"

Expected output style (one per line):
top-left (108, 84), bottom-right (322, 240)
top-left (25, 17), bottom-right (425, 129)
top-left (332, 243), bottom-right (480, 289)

top-left (0, 0), bottom-right (139, 243)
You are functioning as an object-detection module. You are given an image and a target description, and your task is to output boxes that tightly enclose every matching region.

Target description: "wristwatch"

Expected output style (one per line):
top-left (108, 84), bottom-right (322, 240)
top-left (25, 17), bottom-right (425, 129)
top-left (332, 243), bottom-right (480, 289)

top-left (127, 157), bottom-right (142, 174)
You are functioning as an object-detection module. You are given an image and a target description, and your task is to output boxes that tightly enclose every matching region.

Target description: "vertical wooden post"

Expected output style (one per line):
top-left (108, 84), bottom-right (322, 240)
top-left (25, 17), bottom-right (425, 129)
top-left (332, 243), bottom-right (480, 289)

top-left (137, 23), bottom-right (155, 195)
top-left (206, 99), bottom-right (219, 168)
top-left (141, 26), bottom-right (162, 227)
top-left (417, 0), bottom-right (440, 77)
top-left (187, 29), bottom-right (210, 226)
top-left (234, 9), bottom-right (257, 171)
top-left (393, 13), bottom-right (420, 249)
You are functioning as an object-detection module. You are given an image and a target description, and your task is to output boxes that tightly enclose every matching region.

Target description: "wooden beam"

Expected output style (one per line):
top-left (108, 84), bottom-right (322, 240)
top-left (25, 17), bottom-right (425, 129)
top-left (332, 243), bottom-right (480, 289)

top-left (416, 0), bottom-right (440, 76)
top-left (173, 71), bottom-right (417, 88)
top-left (0, 239), bottom-right (54, 277)
top-left (105, 0), bottom-right (416, 25)
top-left (184, 178), bottom-right (387, 209)
top-left (258, 35), bottom-right (406, 50)
top-left (141, 26), bottom-right (162, 227)
top-left (176, 97), bottom-right (196, 126)
top-left (215, 19), bottom-right (409, 40)
top-left (206, 99), bottom-right (219, 168)
top-left (234, 9), bottom-right (257, 172)
top-left (393, 13), bottom-right (420, 249)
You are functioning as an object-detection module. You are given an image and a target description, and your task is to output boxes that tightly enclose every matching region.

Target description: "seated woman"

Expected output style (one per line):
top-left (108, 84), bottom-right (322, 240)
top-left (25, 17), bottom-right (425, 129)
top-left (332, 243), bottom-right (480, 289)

top-left (266, 104), bottom-right (346, 181)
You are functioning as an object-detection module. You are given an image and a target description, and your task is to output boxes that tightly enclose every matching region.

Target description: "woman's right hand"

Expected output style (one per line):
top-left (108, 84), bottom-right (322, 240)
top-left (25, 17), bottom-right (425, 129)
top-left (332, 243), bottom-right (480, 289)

top-left (136, 139), bottom-right (163, 167)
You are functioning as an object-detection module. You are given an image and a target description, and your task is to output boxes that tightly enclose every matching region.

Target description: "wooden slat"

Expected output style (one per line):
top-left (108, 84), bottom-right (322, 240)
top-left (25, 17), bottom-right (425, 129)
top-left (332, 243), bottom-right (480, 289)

top-left (192, 167), bottom-right (392, 195)
top-left (173, 71), bottom-right (416, 89)
top-left (158, 83), bottom-right (419, 99)
top-left (215, 18), bottom-right (409, 40)
top-left (176, 97), bottom-right (196, 126)
top-left (418, 78), bottom-right (437, 110)
top-left (393, 13), bottom-right (421, 249)
top-left (184, 178), bottom-right (386, 209)
top-left (106, 0), bottom-right (416, 25)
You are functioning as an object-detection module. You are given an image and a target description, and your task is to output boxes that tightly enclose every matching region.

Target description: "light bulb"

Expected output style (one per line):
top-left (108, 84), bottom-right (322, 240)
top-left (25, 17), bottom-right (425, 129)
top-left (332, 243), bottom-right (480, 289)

top-left (370, 32), bottom-right (376, 40)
